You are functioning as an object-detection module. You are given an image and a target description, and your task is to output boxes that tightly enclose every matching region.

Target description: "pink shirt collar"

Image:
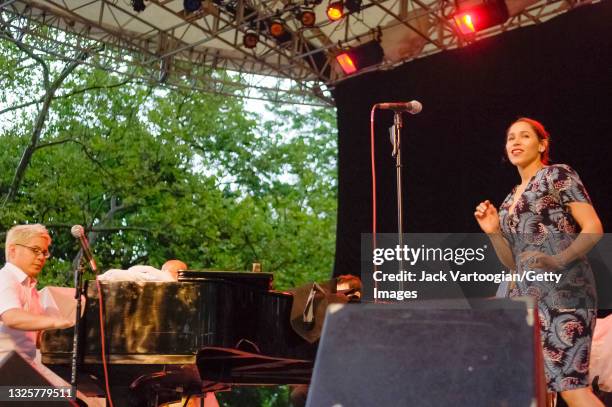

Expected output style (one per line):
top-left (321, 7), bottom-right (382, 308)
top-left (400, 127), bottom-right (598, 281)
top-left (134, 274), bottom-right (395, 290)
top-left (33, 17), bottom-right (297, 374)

top-left (4, 262), bottom-right (37, 286)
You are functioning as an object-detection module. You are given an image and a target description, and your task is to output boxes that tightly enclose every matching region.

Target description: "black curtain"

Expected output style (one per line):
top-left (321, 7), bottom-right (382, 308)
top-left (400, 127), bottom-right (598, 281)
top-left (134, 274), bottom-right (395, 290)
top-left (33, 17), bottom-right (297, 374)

top-left (332, 1), bottom-right (612, 279)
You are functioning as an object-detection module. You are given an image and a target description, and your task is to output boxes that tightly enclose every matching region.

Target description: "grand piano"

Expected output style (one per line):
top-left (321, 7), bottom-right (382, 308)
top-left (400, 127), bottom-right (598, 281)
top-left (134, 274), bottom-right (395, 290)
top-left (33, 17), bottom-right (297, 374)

top-left (40, 271), bottom-right (321, 406)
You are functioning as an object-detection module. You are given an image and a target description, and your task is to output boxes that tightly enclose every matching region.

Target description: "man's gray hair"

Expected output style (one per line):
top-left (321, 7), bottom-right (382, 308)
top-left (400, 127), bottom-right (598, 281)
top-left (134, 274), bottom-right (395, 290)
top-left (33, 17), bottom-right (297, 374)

top-left (5, 224), bottom-right (51, 259)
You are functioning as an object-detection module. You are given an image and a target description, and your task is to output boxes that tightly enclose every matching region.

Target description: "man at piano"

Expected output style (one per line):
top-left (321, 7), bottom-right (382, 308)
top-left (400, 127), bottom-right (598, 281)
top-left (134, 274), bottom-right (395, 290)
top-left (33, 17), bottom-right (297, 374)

top-left (0, 224), bottom-right (73, 360)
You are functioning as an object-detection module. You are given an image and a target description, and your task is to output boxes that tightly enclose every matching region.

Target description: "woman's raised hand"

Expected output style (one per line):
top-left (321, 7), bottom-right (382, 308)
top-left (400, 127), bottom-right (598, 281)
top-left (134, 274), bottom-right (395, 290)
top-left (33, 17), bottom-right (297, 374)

top-left (474, 200), bottom-right (501, 233)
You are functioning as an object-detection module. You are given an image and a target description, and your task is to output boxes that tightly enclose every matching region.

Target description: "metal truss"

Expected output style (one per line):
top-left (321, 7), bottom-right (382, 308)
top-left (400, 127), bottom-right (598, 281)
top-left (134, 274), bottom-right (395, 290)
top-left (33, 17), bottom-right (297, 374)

top-left (0, 0), bottom-right (602, 105)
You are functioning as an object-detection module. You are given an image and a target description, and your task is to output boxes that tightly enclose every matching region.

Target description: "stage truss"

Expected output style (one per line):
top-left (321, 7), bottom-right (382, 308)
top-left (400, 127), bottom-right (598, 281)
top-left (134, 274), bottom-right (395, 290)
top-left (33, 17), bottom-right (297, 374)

top-left (0, 0), bottom-right (600, 106)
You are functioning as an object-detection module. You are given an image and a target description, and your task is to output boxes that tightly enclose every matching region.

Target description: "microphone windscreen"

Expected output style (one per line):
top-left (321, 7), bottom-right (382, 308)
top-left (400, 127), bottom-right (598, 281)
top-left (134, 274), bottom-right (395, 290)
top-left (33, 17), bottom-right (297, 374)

top-left (410, 100), bottom-right (423, 114)
top-left (71, 225), bottom-right (85, 238)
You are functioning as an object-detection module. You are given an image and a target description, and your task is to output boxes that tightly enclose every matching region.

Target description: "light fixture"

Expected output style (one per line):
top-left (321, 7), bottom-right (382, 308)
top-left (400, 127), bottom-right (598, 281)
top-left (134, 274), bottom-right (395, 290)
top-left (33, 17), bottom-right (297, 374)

top-left (266, 18), bottom-right (292, 43)
top-left (453, 0), bottom-right (509, 35)
top-left (243, 30), bottom-right (259, 49)
top-left (268, 18), bottom-right (286, 38)
top-left (336, 53), bottom-right (357, 74)
top-left (335, 40), bottom-right (384, 75)
top-left (299, 7), bottom-right (316, 27)
top-left (184, 0), bottom-right (202, 13)
top-left (326, 1), bottom-right (344, 22)
top-left (345, 0), bottom-right (362, 13)
top-left (131, 0), bottom-right (146, 12)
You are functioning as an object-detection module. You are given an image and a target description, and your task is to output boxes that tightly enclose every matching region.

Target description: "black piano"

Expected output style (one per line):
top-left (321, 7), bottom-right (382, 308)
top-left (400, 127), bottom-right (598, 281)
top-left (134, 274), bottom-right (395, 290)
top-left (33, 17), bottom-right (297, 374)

top-left (40, 271), bottom-right (318, 405)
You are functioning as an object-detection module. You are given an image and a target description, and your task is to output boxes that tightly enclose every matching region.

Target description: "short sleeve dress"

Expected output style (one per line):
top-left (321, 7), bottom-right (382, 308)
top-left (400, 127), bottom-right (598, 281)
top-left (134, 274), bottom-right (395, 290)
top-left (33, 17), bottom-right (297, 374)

top-left (498, 164), bottom-right (598, 392)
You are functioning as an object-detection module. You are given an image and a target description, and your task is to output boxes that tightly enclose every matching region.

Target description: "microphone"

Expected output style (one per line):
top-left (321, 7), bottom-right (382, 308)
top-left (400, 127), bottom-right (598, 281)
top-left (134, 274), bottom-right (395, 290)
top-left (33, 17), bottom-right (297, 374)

top-left (376, 100), bottom-right (422, 114)
top-left (71, 225), bottom-right (98, 273)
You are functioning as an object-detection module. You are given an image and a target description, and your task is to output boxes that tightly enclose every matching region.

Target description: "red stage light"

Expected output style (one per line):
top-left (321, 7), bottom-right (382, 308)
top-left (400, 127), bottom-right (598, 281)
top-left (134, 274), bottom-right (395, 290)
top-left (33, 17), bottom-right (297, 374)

top-left (300, 8), bottom-right (316, 27)
top-left (336, 40), bottom-right (384, 75)
top-left (452, 0), bottom-right (509, 35)
top-left (336, 53), bottom-right (357, 74)
top-left (326, 1), bottom-right (344, 21)
top-left (454, 12), bottom-right (477, 35)
top-left (243, 31), bottom-right (259, 49)
top-left (268, 19), bottom-right (285, 38)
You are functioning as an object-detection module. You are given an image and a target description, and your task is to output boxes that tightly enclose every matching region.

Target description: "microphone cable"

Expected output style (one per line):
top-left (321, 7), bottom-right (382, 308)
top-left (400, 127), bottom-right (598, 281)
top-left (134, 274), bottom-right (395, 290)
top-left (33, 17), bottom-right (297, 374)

top-left (95, 277), bottom-right (115, 407)
top-left (370, 105), bottom-right (379, 298)
top-left (72, 225), bottom-right (114, 407)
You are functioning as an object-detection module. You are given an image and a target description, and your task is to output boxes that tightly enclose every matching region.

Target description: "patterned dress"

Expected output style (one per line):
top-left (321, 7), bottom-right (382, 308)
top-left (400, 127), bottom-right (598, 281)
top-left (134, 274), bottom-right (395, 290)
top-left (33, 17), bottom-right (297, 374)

top-left (498, 164), bottom-right (598, 392)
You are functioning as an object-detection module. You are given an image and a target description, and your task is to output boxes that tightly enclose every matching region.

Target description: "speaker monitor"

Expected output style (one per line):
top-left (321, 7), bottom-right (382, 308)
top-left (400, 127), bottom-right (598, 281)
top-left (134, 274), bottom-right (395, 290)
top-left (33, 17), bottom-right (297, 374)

top-left (307, 299), bottom-right (546, 407)
top-left (0, 350), bottom-right (73, 406)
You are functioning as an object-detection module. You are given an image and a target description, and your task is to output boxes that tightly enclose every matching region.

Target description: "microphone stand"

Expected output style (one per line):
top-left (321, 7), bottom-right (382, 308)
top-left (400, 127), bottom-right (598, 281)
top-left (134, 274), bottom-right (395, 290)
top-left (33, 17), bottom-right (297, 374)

top-left (70, 252), bottom-right (86, 393)
top-left (390, 111), bottom-right (405, 291)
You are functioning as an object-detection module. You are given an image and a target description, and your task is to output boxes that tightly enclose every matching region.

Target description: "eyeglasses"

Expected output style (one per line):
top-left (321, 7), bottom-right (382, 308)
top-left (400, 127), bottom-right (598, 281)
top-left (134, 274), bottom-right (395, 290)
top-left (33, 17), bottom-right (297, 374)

top-left (15, 244), bottom-right (51, 259)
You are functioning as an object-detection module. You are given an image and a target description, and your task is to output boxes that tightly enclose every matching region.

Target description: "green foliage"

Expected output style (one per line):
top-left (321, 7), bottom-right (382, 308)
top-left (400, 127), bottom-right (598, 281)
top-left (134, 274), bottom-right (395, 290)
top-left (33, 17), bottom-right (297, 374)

top-left (0, 34), bottom-right (338, 291)
top-left (216, 386), bottom-right (291, 407)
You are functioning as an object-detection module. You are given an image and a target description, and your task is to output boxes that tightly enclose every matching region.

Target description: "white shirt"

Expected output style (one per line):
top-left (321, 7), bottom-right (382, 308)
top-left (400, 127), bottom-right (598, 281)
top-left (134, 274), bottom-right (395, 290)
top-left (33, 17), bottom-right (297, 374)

top-left (97, 265), bottom-right (175, 282)
top-left (0, 262), bottom-right (43, 359)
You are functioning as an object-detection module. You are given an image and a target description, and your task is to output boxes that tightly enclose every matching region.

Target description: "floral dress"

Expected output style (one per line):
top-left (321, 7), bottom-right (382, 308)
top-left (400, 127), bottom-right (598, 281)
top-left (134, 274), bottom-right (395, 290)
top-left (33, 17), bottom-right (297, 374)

top-left (498, 164), bottom-right (598, 392)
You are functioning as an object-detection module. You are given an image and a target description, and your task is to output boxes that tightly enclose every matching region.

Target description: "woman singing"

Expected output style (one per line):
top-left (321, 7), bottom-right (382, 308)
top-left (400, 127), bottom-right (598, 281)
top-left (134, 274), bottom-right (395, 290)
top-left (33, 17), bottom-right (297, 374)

top-left (474, 117), bottom-right (604, 406)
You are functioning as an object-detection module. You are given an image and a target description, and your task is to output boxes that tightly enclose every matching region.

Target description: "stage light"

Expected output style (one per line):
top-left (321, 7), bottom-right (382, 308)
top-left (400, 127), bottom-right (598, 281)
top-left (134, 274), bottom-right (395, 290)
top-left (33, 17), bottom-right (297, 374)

top-left (345, 0), bottom-right (362, 13)
top-left (335, 40), bottom-right (384, 75)
top-left (326, 1), bottom-right (344, 21)
top-left (336, 53), bottom-right (357, 74)
top-left (266, 18), bottom-right (292, 43)
top-left (268, 18), bottom-right (286, 38)
top-left (243, 30), bottom-right (259, 49)
top-left (131, 0), bottom-right (146, 12)
top-left (453, 0), bottom-right (509, 35)
top-left (454, 13), bottom-right (476, 34)
top-left (299, 7), bottom-right (316, 27)
top-left (184, 0), bottom-right (201, 13)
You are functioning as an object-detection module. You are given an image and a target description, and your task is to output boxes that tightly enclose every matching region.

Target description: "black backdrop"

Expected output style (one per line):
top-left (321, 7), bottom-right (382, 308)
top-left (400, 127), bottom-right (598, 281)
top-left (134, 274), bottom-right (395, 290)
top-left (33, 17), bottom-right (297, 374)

top-left (333, 0), bottom-right (612, 275)
top-left (332, 0), bottom-right (612, 280)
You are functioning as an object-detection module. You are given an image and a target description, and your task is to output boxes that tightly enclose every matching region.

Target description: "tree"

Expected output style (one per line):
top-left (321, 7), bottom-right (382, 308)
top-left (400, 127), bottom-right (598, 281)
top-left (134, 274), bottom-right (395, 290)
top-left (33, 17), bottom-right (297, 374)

top-left (0, 24), bottom-right (337, 407)
top-left (0, 26), bottom-right (337, 290)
